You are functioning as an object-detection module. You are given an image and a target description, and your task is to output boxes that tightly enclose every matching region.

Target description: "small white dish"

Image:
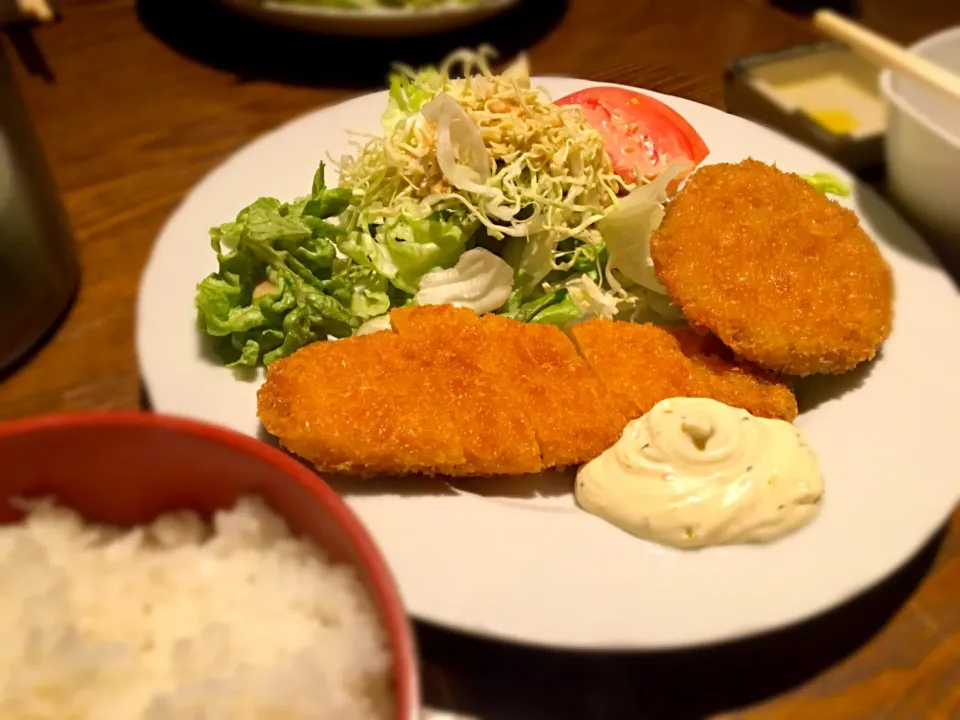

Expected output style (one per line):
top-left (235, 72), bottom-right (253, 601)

top-left (881, 26), bottom-right (960, 241)
top-left (213, 0), bottom-right (519, 37)
top-left (137, 78), bottom-right (960, 650)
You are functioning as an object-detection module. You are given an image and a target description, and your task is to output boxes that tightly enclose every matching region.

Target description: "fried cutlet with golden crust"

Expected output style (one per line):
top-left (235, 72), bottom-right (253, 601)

top-left (569, 319), bottom-right (797, 421)
top-left (260, 305), bottom-right (626, 476)
top-left (257, 329), bottom-right (467, 476)
top-left (259, 305), bottom-right (801, 476)
top-left (390, 305), bottom-right (542, 475)
top-left (649, 159), bottom-right (894, 376)
top-left (474, 314), bottom-right (635, 469)
top-left (391, 305), bottom-right (630, 470)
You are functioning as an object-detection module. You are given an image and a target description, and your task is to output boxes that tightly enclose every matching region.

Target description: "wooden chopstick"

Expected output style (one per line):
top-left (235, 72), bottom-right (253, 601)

top-left (813, 9), bottom-right (960, 104)
top-left (0, 0), bottom-right (55, 24)
top-left (17, 0), bottom-right (53, 21)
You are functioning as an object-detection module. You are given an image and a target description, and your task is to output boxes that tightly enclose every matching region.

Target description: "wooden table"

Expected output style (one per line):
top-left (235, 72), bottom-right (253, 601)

top-left (3, 0), bottom-right (960, 716)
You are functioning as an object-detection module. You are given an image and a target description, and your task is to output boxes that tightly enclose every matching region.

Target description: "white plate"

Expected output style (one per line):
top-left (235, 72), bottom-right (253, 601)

top-left (137, 77), bottom-right (960, 650)
top-left (213, 0), bottom-right (518, 37)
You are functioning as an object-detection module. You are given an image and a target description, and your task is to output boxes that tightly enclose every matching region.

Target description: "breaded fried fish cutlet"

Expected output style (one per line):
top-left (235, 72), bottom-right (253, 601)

top-left (390, 304), bottom-right (637, 470)
top-left (389, 306), bottom-right (547, 475)
top-left (258, 305), bottom-right (797, 477)
top-left (650, 159), bottom-right (894, 376)
top-left (473, 314), bottom-right (636, 469)
top-left (569, 319), bottom-right (797, 422)
top-left (256, 327), bottom-right (469, 477)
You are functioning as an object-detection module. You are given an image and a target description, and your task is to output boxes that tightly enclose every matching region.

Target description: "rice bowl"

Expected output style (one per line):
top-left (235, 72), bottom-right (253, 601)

top-left (0, 412), bottom-right (419, 719)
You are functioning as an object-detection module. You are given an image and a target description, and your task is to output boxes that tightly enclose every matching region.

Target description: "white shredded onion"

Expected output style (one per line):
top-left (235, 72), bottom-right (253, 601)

top-left (566, 274), bottom-right (620, 323)
top-left (421, 93), bottom-right (490, 193)
top-left (354, 315), bottom-right (394, 336)
top-left (415, 248), bottom-right (513, 314)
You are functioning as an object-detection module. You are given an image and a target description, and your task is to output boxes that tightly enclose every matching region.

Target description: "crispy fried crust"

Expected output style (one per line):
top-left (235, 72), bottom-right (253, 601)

top-left (391, 306), bottom-right (542, 475)
top-left (569, 319), bottom-right (797, 421)
top-left (258, 305), bottom-right (799, 476)
top-left (650, 159), bottom-right (894, 376)
top-left (256, 329), bottom-right (466, 476)
top-left (475, 315), bottom-right (635, 469)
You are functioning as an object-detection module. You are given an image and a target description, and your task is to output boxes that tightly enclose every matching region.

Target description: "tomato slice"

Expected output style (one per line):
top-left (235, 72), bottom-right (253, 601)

top-left (555, 86), bottom-right (709, 184)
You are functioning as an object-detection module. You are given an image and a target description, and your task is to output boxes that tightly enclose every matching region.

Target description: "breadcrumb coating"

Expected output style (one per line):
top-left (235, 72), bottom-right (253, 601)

top-left (650, 159), bottom-right (893, 375)
top-left (258, 306), bottom-right (798, 477)
top-left (570, 319), bottom-right (797, 422)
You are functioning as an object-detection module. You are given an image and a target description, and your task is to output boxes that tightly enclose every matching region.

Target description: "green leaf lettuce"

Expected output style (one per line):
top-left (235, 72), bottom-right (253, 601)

top-left (195, 163), bottom-right (363, 367)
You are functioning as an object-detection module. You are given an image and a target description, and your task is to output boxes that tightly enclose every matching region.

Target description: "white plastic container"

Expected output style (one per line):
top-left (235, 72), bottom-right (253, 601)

top-left (881, 27), bottom-right (960, 241)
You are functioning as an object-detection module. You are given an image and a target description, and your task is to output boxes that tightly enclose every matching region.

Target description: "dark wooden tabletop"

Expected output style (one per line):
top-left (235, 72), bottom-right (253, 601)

top-left (3, 0), bottom-right (960, 717)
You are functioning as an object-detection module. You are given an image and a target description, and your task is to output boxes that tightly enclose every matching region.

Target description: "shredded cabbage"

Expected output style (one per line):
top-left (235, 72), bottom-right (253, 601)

top-left (600, 163), bottom-right (682, 296)
top-left (338, 47), bottom-right (631, 276)
top-left (332, 47), bottom-right (691, 328)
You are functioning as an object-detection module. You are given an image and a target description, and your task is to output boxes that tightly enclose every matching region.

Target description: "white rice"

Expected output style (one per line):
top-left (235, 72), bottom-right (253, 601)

top-left (0, 496), bottom-right (394, 719)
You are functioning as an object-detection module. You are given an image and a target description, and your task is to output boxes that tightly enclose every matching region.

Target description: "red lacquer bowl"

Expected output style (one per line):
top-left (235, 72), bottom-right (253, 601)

top-left (0, 411), bottom-right (419, 719)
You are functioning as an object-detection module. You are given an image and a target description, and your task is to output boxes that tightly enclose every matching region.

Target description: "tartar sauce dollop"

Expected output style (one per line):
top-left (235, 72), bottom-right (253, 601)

top-left (575, 397), bottom-right (823, 549)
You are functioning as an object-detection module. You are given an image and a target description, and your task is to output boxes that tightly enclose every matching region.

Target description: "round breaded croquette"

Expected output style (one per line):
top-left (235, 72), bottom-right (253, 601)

top-left (649, 159), bottom-right (894, 376)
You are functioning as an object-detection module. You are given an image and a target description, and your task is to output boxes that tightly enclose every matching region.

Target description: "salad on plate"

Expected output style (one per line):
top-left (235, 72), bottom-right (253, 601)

top-left (194, 47), bottom-right (840, 369)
